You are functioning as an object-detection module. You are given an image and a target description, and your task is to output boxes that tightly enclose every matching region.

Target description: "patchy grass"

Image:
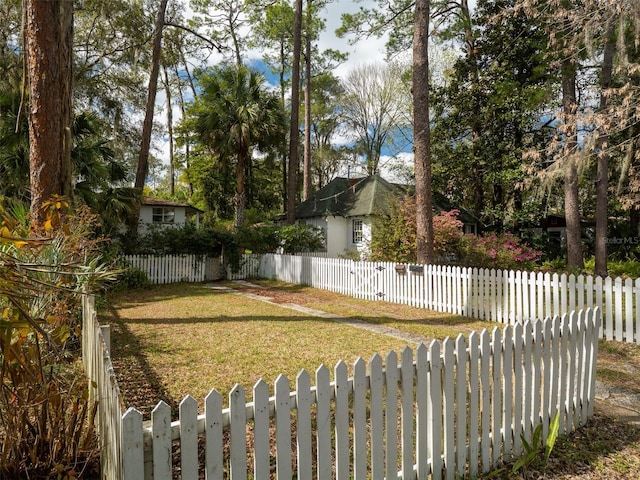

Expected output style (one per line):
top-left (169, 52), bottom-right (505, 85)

top-left (102, 283), bottom-right (414, 416)
top-left (230, 278), bottom-right (497, 339)
top-left (597, 340), bottom-right (640, 393)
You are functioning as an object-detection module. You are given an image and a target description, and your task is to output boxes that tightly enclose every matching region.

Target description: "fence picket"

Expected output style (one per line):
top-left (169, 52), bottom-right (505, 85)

top-left (566, 312), bottom-right (578, 433)
top-left (315, 366), bottom-right (331, 480)
top-left (369, 355), bottom-right (385, 480)
top-left (353, 359), bottom-right (367, 480)
top-left (296, 370), bottom-right (313, 480)
top-left (151, 401), bottom-right (172, 480)
top-left (541, 321), bottom-right (552, 440)
top-left (428, 341), bottom-right (443, 479)
top-left (442, 339), bottom-right (455, 479)
top-left (573, 312), bottom-right (585, 429)
top-left (587, 308), bottom-right (601, 418)
top-left (595, 276), bottom-right (604, 337)
top-left (502, 326), bottom-right (513, 461)
top-left (455, 335), bottom-right (468, 475)
top-left (468, 332), bottom-right (480, 477)
top-left (491, 328), bottom-right (502, 468)
top-left (559, 315), bottom-right (570, 434)
top-left (625, 278), bottom-right (634, 343)
top-left (401, 347), bottom-right (415, 479)
top-left (521, 322), bottom-right (533, 441)
top-left (549, 317), bottom-right (561, 427)
top-left (122, 408), bottom-right (144, 480)
top-left (479, 330), bottom-right (491, 473)
top-left (230, 385), bottom-right (247, 480)
top-left (334, 362), bottom-right (349, 480)
top-left (204, 390), bottom-right (223, 480)
top-left (385, 351), bottom-right (399, 480)
top-left (416, 344), bottom-right (430, 480)
top-left (605, 277), bottom-right (614, 340)
top-left (511, 323), bottom-right (523, 458)
top-left (615, 278), bottom-right (624, 341)
top-left (180, 395), bottom-right (199, 480)
top-left (252, 381), bottom-right (270, 478)
top-left (532, 321), bottom-right (542, 436)
top-left (275, 375), bottom-right (292, 480)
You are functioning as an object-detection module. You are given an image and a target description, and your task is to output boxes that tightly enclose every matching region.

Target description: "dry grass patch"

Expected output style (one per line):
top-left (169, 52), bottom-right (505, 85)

top-left (102, 283), bottom-right (412, 416)
top-left (232, 279), bottom-right (497, 339)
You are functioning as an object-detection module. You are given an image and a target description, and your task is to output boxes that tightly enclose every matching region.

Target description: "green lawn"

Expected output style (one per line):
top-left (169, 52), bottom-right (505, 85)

top-left (102, 281), bottom-right (499, 414)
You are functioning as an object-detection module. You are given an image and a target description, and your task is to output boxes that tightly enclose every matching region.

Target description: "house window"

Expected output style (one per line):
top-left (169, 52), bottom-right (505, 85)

top-left (152, 207), bottom-right (175, 223)
top-left (352, 219), bottom-right (363, 244)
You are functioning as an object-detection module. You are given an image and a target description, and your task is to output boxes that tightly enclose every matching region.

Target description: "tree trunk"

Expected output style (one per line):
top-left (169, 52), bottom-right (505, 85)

top-left (413, 0), bottom-right (434, 264)
top-left (174, 64), bottom-right (194, 197)
top-left (561, 60), bottom-right (584, 269)
top-left (235, 149), bottom-right (247, 228)
top-left (279, 42), bottom-right (288, 214)
top-left (302, 0), bottom-right (312, 201)
top-left (25, 0), bottom-right (74, 228)
top-left (594, 20), bottom-right (616, 277)
top-left (286, 0), bottom-right (303, 224)
top-left (163, 65), bottom-right (175, 197)
top-left (135, 0), bottom-right (169, 190)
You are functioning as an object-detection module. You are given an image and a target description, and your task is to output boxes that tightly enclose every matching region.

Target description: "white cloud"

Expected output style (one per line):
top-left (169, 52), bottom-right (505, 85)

top-left (316, 0), bottom-right (389, 79)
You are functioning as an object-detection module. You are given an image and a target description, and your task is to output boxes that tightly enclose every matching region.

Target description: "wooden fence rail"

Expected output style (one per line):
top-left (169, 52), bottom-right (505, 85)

top-left (82, 294), bottom-right (124, 480)
top-left (121, 308), bottom-right (600, 480)
top-left (249, 254), bottom-right (639, 343)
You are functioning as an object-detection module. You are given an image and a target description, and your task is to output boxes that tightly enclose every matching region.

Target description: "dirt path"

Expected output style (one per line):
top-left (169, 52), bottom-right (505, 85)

top-left (223, 280), bottom-right (429, 345)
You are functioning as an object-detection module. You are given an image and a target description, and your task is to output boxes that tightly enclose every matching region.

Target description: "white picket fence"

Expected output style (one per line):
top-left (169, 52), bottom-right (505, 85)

top-left (123, 254), bottom-right (223, 284)
top-left (82, 294), bottom-right (124, 480)
top-left (121, 308), bottom-right (600, 480)
top-left (245, 254), bottom-right (640, 344)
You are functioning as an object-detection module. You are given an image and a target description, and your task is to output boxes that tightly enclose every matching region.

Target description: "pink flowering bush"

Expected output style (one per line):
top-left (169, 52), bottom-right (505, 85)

top-left (433, 209), bottom-right (463, 258)
top-left (371, 200), bottom-right (541, 270)
top-left (460, 232), bottom-right (542, 271)
top-left (371, 201), bottom-right (465, 262)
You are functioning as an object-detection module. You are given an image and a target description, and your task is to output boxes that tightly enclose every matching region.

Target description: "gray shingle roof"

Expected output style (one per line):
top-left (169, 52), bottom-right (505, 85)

top-left (295, 175), bottom-right (480, 227)
top-left (295, 175), bottom-right (403, 219)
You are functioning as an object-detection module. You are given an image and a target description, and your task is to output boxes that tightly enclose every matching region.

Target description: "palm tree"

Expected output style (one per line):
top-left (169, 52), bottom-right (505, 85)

top-left (0, 88), bottom-right (135, 231)
top-left (0, 86), bottom-right (30, 202)
top-left (187, 64), bottom-right (287, 227)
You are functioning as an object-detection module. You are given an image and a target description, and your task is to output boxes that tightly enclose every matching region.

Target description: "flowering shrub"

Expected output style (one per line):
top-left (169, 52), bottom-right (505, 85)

top-left (370, 196), bottom-right (417, 262)
top-left (370, 197), bottom-right (541, 270)
top-left (370, 200), bottom-right (464, 263)
top-left (433, 209), bottom-right (463, 259)
top-left (461, 232), bottom-right (542, 271)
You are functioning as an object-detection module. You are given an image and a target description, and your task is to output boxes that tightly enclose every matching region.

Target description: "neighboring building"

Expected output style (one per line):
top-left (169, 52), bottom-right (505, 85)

top-left (139, 197), bottom-right (203, 234)
top-left (537, 214), bottom-right (595, 258)
top-left (295, 175), bottom-right (478, 258)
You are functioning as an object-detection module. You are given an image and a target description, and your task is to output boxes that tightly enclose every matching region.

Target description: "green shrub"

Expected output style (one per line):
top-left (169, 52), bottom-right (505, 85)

top-left (277, 224), bottom-right (325, 254)
top-left (116, 224), bottom-right (228, 256)
top-left (110, 266), bottom-right (150, 291)
top-left (583, 257), bottom-right (640, 279)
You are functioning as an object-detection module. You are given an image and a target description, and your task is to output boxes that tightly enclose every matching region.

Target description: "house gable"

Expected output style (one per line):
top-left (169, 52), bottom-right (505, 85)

top-left (139, 198), bottom-right (203, 234)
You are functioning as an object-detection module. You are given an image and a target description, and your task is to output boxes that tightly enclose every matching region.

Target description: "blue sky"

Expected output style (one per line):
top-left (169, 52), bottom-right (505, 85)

top-left (155, 0), bottom-right (418, 181)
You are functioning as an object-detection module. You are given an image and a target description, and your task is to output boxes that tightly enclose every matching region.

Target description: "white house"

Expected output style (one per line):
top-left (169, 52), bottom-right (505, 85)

top-left (294, 175), bottom-right (404, 258)
top-left (138, 198), bottom-right (203, 234)
top-left (295, 175), bottom-right (479, 259)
